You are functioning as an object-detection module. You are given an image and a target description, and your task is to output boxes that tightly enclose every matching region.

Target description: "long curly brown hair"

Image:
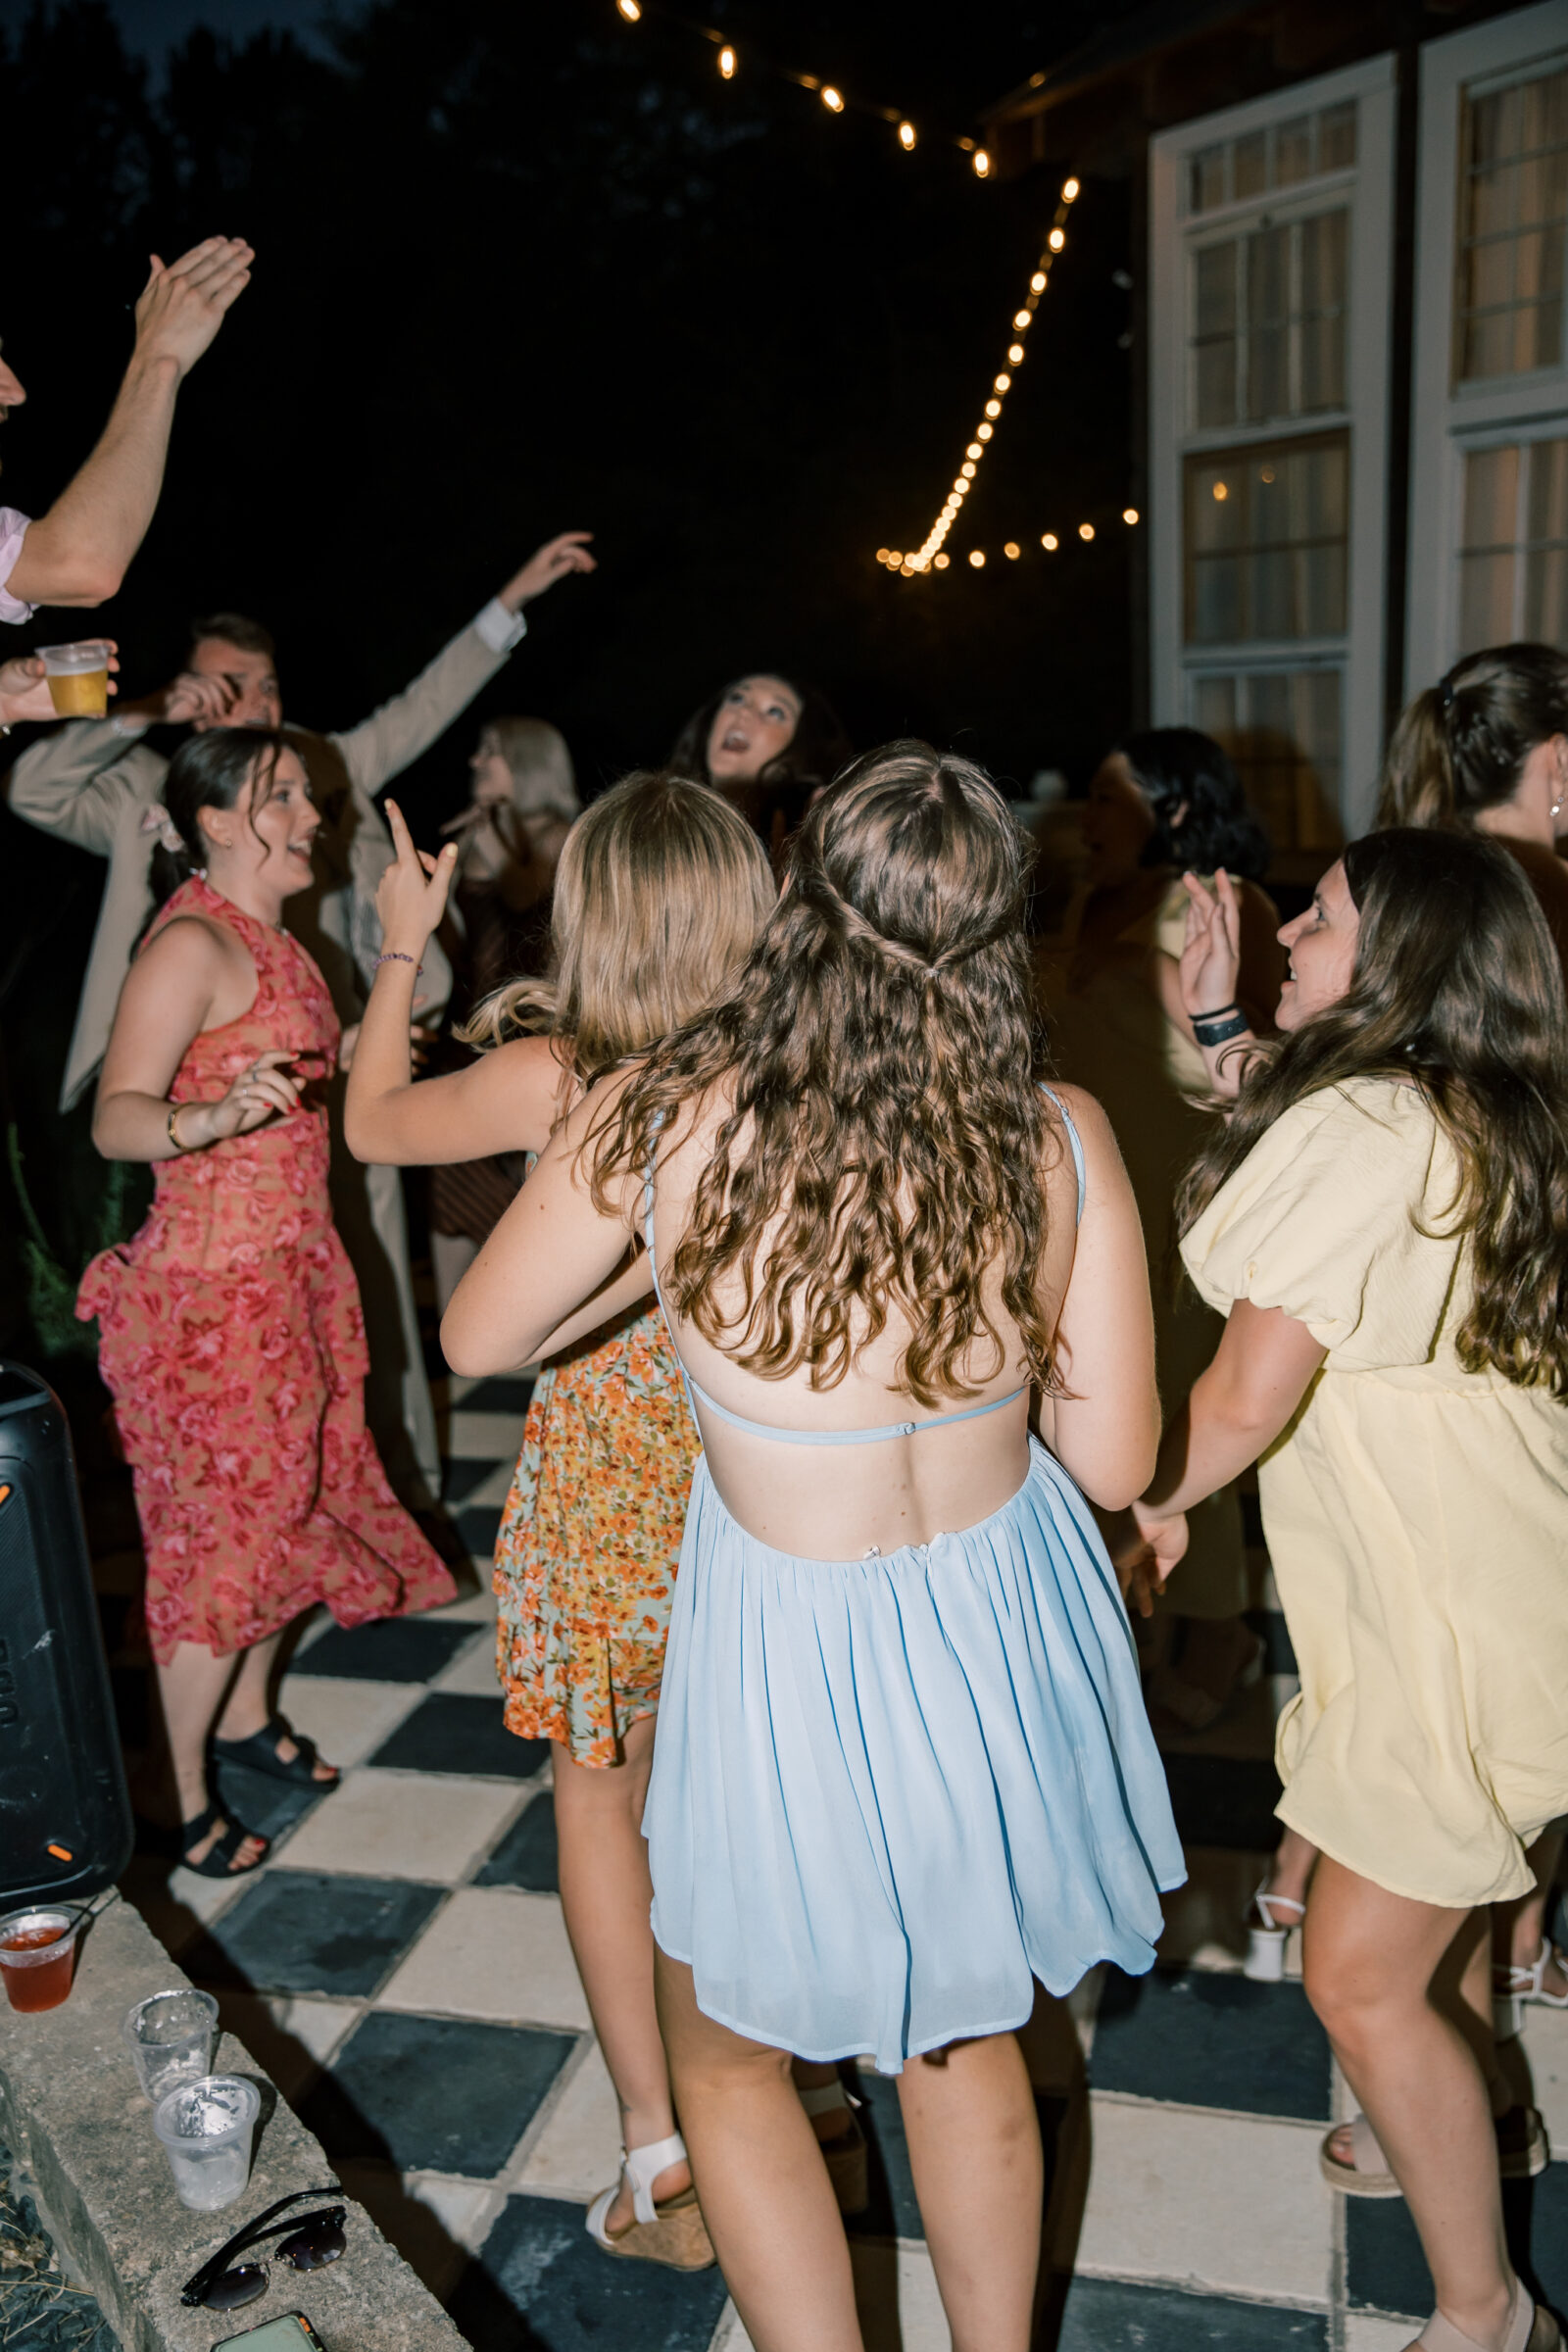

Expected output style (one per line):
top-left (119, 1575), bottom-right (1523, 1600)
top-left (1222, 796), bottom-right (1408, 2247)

top-left (1177, 829), bottom-right (1568, 1395)
top-left (588, 741), bottom-right (1063, 1406)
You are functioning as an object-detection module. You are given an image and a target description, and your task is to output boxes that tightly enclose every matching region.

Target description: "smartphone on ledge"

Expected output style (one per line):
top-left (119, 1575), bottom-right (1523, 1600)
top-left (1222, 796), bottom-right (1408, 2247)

top-left (211, 2317), bottom-right (326, 2350)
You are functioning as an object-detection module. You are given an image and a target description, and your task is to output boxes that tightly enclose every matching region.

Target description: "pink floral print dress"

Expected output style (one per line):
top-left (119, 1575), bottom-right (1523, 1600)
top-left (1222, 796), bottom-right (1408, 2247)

top-left (77, 875), bottom-right (454, 1663)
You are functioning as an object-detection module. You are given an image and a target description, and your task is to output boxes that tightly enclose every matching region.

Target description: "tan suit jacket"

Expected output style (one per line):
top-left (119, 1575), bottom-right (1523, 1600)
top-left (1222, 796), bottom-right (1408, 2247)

top-left (7, 612), bottom-right (514, 1108)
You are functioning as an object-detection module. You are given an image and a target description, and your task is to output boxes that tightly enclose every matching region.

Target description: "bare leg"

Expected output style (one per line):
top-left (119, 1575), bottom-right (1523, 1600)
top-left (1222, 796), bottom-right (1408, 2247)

top-left (554, 1716), bottom-right (689, 2232)
top-left (898, 2035), bottom-right (1043, 2352)
top-left (213, 1630), bottom-right (337, 1781)
top-left (155, 1642), bottom-right (266, 1870)
top-left (1304, 1856), bottom-right (1516, 2349)
top-left (656, 1949), bottom-right (861, 2352)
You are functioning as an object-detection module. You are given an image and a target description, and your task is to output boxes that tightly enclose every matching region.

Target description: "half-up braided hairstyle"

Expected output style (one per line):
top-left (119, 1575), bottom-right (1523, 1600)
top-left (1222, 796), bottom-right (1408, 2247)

top-left (589, 740), bottom-right (1062, 1404)
top-left (1378, 642), bottom-right (1568, 828)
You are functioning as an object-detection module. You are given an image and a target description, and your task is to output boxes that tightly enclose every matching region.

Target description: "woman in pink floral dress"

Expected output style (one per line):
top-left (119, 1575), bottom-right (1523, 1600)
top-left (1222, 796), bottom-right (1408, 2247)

top-left (82, 728), bottom-right (452, 1876)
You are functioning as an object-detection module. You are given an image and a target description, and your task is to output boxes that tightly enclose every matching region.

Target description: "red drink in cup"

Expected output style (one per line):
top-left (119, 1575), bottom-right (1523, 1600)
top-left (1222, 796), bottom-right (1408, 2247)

top-left (0, 1909), bottom-right (80, 2013)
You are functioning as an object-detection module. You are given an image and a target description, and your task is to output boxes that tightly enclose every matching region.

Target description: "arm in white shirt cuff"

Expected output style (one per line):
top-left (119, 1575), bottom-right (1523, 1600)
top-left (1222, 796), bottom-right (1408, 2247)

top-left (473, 598), bottom-right (528, 657)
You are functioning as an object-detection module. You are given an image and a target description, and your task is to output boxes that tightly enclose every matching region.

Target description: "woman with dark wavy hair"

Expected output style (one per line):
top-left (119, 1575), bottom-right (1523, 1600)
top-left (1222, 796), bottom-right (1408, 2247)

top-left (442, 741), bottom-right (1183, 2350)
top-left (1040, 726), bottom-right (1284, 1735)
top-left (1131, 829), bottom-right (1568, 2352)
top-left (669, 669), bottom-right (853, 864)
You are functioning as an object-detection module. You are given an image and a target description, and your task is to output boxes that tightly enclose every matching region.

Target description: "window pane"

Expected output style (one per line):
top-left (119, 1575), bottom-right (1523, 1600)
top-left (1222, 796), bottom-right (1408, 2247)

top-left (1318, 101), bottom-right (1357, 172)
top-left (1195, 240), bottom-right (1237, 335)
top-left (1527, 433), bottom-right (1568, 540)
top-left (1526, 546), bottom-right (1568, 641)
top-left (1185, 434), bottom-right (1348, 644)
top-left (1234, 131), bottom-right (1267, 199)
top-left (1459, 551), bottom-right (1517, 645)
top-left (1299, 210), bottom-right (1348, 410)
top-left (1275, 116), bottom-right (1312, 186)
top-left (1194, 667), bottom-right (1344, 851)
top-left (1463, 444), bottom-right (1520, 546)
top-left (1456, 64), bottom-right (1568, 382)
top-left (1191, 143), bottom-right (1227, 212)
top-left (1246, 225), bottom-right (1291, 419)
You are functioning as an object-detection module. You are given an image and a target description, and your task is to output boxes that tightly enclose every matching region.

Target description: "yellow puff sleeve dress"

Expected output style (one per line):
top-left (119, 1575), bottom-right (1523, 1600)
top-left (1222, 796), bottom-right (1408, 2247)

top-left (1181, 1075), bottom-right (1568, 1908)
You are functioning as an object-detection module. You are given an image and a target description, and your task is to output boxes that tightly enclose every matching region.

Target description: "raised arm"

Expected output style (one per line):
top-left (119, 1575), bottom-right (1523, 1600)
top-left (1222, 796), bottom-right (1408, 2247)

top-left (6, 717), bottom-right (162, 856)
top-left (8, 239), bottom-right (253, 610)
top-left (441, 1077), bottom-right (642, 1377)
top-left (1151, 868), bottom-right (1274, 1099)
top-left (1042, 1085), bottom-right (1160, 1512)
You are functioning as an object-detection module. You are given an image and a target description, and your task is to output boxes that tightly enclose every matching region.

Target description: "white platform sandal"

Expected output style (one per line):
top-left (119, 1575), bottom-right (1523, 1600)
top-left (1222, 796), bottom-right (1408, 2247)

top-left (1244, 1881), bottom-right (1306, 1982)
top-left (585, 2131), bottom-right (714, 2271)
top-left (800, 2077), bottom-right (869, 2215)
top-left (1493, 1937), bottom-right (1568, 2040)
top-left (1412, 2279), bottom-right (1560, 2351)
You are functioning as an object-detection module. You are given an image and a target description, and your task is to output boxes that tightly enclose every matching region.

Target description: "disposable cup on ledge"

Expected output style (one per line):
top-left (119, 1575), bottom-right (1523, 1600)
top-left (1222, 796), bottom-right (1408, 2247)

top-left (0, 1907), bottom-right (80, 2014)
top-left (37, 641), bottom-right (113, 717)
top-left (153, 2075), bottom-right (261, 2212)
top-left (122, 1988), bottom-right (220, 2104)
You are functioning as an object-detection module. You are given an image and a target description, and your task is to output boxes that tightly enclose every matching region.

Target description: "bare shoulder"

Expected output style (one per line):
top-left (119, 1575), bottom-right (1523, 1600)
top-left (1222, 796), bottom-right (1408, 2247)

top-left (134, 911), bottom-right (245, 983)
top-left (1041, 1079), bottom-right (1117, 1157)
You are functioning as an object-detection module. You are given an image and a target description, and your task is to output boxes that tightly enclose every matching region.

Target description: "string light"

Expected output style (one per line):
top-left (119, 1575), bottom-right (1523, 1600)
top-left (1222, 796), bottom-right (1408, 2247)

top-left (969, 550), bottom-right (985, 566)
top-left (821, 84), bottom-right (844, 111)
top-left (888, 177), bottom-right (1079, 576)
top-left (899, 121), bottom-right (916, 150)
top-left (934, 552), bottom-right (950, 568)
top-left (1079, 522), bottom-right (1095, 541)
top-left (718, 43), bottom-right (735, 77)
top-left (1123, 507), bottom-right (1140, 524)
top-left (1042, 533), bottom-right (1058, 550)
top-left (972, 149), bottom-right (991, 177)
top-left (1004, 541), bottom-right (1020, 560)
top-left (616, 0), bottom-right (640, 17)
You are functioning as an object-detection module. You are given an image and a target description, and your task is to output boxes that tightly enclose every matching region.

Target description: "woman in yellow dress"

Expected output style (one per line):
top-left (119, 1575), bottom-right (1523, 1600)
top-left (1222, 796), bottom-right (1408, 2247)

top-left (1130, 830), bottom-right (1568, 2352)
top-left (1037, 728), bottom-right (1283, 1731)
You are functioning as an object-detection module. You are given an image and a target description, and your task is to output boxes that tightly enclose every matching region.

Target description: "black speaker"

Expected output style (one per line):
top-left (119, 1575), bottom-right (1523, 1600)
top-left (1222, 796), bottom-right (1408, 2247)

top-left (0, 1362), bottom-right (132, 1908)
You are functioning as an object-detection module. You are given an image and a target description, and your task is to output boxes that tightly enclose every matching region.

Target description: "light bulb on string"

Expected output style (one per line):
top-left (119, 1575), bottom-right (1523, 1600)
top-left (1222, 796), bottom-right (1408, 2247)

top-left (1004, 542), bottom-right (1020, 560)
top-left (718, 45), bottom-right (736, 77)
top-left (1049, 227), bottom-right (1065, 252)
top-left (984, 398), bottom-right (1002, 418)
top-left (1063, 176), bottom-right (1080, 200)
top-left (1042, 533), bottom-right (1058, 551)
top-left (1079, 522), bottom-right (1095, 541)
top-left (1030, 272), bottom-right (1047, 293)
top-left (1013, 310), bottom-right (1031, 331)
top-left (966, 441), bottom-right (982, 460)
top-left (1008, 342), bottom-right (1024, 364)
top-left (1123, 508), bottom-right (1139, 525)
top-left (615, 0), bottom-right (640, 18)
top-left (976, 422), bottom-right (993, 441)
top-left (821, 85), bottom-right (844, 112)
top-left (898, 121), bottom-right (915, 150)
top-left (994, 372), bottom-right (1010, 392)
top-left (935, 553), bottom-right (950, 568)
top-left (876, 548), bottom-right (890, 564)
top-left (972, 149), bottom-right (991, 177)
top-left (969, 549), bottom-right (986, 566)
top-left (961, 461), bottom-right (976, 479)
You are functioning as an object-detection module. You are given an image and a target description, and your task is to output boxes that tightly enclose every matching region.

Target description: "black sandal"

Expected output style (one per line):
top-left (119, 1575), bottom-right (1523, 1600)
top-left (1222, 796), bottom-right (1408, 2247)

top-left (210, 1713), bottom-right (340, 1789)
top-left (179, 1801), bottom-right (270, 1880)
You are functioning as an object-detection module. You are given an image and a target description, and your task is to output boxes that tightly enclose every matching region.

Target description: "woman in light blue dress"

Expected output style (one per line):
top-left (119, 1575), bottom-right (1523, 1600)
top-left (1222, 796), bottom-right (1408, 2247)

top-left (443, 741), bottom-right (1183, 2352)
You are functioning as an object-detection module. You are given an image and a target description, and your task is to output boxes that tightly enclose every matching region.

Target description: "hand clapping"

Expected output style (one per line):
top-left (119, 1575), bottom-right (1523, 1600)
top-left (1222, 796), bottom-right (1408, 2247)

top-left (1179, 866), bottom-right (1243, 1019)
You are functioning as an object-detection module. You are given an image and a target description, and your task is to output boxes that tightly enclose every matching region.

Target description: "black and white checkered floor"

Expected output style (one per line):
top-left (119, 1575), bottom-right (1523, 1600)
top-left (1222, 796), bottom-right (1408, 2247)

top-left (120, 1374), bottom-right (1568, 2351)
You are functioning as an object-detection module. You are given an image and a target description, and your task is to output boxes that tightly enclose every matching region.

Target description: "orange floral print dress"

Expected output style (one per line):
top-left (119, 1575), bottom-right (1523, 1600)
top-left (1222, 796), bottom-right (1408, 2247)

top-left (77, 876), bottom-right (454, 1663)
top-left (493, 1298), bottom-right (698, 1769)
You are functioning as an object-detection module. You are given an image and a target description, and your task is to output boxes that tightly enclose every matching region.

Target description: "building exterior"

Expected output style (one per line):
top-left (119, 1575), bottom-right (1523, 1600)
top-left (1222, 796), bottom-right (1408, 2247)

top-left (988, 0), bottom-right (1568, 870)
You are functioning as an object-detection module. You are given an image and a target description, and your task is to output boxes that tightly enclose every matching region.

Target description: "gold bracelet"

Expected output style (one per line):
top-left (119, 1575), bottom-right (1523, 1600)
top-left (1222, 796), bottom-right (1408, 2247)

top-left (167, 1102), bottom-right (193, 1152)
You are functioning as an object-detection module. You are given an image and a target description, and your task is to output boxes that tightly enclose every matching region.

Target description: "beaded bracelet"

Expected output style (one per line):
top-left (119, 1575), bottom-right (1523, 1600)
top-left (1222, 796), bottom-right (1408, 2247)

top-left (374, 951), bottom-right (424, 976)
top-left (1191, 1003), bottom-right (1250, 1047)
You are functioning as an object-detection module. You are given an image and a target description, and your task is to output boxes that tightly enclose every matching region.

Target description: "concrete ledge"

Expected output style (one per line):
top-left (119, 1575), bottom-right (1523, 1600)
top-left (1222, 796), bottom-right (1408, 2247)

top-left (0, 1894), bottom-right (468, 2352)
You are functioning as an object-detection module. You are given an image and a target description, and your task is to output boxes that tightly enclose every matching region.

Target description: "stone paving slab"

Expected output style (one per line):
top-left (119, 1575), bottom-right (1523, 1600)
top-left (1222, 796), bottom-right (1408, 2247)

top-left (0, 1895), bottom-right (466, 2352)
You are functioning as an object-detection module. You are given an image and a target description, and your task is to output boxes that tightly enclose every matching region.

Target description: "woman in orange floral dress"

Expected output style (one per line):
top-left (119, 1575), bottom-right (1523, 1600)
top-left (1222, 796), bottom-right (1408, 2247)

top-left (83, 728), bottom-right (453, 1878)
top-left (346, 773), bottom-right (772, 2267)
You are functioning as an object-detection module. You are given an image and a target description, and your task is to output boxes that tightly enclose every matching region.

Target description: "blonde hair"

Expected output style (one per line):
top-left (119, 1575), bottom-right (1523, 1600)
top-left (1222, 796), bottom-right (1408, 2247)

top-left (461, 770), bottom-right (775, 1083)
top-left (482, 715), bottom-right (580, 823)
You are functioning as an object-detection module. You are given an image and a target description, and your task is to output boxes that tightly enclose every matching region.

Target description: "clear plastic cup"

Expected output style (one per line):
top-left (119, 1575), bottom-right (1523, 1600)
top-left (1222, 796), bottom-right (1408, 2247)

top-left (37, 640), bottom-right (113, 717)
top-left (122, 1988), bottom-right (220, 2103)
top-left (0, 1908), bottom-right (80, 2014)
top-left (152, 2075), bottom-right (261, 2212)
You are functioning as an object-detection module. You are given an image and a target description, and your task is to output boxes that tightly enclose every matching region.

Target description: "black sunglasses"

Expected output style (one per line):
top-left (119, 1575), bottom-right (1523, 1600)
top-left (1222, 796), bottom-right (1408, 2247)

top-left (179, 2187), bottom-right (346, 2311)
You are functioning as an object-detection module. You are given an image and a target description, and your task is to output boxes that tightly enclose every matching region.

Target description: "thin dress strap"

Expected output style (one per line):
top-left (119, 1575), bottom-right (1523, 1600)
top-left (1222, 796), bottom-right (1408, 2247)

top-left (1040, 1084), bottom-right (1087, 1225)
top-left (642, 1142), bottom-right (1025, 1446)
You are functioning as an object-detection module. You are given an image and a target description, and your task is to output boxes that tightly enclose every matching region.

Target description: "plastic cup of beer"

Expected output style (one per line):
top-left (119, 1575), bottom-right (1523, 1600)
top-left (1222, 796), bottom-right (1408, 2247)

top-left (0, 1907), bottom-right (81, 2014)
top-left (37, 640), bottom-right (113, 717)
top-left (153, 2075), bottom-right (261, 2212)
top-left (122, 1988), bottom-right (220, 2103)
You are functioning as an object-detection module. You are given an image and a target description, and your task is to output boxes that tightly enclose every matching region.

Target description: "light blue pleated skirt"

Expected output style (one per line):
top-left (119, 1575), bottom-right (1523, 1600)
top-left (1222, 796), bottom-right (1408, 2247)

top-left (644, 1435), bottom-right (1185, 2074)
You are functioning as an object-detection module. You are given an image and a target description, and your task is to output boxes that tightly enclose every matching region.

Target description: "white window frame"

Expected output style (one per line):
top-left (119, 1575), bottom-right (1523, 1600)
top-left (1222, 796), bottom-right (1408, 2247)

top-left (1150, 53), bottom-right (1396, 843)
top-left (1405, 2), bottom-right (1568, 690)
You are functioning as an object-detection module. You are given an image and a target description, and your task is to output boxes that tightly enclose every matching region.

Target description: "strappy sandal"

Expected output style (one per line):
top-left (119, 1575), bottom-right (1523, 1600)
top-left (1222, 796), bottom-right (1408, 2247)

top-left (585, 2132), bottom-right (714, 2271)
top-left (178, 1800), bottom-right (270, 1880)
top-left (1494, 1937), bottom-right (1568, 2038)
top-left (1408, 2280), bottom-right (1560, 2351)
top-left (1245, 1881), bottom-right (1306, 1982)
top-left (210, 1713), bottom-right (340, 1789)
top-left (801, 2077), bottom-right (869, 2215)
top-left (1320, 2106), bottom-right (1548, 2198)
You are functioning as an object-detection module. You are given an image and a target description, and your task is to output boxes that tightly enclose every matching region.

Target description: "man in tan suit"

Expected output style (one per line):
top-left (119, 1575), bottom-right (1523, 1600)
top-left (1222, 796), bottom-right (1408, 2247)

top-left (7, 528), bottom-right (594, 1508)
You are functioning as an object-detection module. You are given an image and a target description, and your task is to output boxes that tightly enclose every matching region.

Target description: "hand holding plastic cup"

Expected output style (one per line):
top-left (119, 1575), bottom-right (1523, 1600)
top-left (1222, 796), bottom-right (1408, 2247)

top-left (37, 641), bottom-right (114, 717)
top-left (122, 1989), bottom-right (220, 2103)
top-left (0, 1908), bottom-right (81, 2013)
top-left (153, 2075), bottom-right (261, 2212)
